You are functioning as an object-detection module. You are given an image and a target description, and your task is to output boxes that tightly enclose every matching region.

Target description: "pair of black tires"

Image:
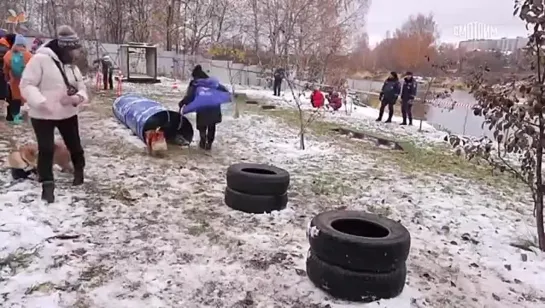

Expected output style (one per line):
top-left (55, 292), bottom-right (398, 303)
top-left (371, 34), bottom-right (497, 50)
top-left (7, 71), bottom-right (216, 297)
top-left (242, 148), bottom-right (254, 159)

top-left (306, 210), bottom-right (411, 302)
top-left (224, 163), bottom-right (290, 213)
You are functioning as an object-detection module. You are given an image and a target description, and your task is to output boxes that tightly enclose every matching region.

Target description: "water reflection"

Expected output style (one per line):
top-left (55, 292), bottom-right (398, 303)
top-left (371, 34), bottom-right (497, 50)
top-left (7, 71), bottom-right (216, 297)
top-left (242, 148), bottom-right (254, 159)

top-left (427, 91), bottom-right (490, 138)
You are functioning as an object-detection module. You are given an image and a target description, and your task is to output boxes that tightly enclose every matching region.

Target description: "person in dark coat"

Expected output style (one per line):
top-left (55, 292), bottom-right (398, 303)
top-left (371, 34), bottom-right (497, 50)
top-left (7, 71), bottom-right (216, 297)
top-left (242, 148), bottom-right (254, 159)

top-left (93, 55), bottom-right (114, 90)
top-left (179, 65), bottom-right (229, 151)
top-left (376, 72), bottom-right (401, 123)
top-left (273, 68), bottom-right (285, 96)
top-left (400, 71), bottom-right (417, 125)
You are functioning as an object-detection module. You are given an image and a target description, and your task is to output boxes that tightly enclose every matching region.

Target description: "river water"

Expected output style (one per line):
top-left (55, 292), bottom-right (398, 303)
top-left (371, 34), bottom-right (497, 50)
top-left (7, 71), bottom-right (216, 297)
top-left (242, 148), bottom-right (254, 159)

top-left (347, 79), bottom-right (490, 137)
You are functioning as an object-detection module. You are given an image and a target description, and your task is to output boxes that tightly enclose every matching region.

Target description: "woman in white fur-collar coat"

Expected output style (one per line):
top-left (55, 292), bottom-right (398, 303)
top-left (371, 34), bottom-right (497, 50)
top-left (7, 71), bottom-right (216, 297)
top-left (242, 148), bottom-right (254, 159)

top-left (19, 25), bottom-right (88, 203)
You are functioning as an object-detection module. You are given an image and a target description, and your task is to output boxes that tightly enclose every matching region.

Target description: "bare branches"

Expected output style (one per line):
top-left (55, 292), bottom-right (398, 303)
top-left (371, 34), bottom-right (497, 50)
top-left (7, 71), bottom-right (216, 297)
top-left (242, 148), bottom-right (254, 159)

top-left (445, 0), bottom-right (545, 251)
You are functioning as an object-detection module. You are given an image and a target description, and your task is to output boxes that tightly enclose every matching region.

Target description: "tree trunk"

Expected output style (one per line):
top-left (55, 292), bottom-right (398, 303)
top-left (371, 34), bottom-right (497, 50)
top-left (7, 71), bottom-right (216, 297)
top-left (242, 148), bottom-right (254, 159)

top-left (536, 112), bottom-right (545, 250)
top-left (228, 62), bottom-right (239, 119)
top-left (50, 0), bottom-right (58, 35)
top-left (166, 4), bottom-right (173, 51)
top-left (298, 109), bottom-right (305, 150)
top-left (535, 34), bottom-right (545, 251)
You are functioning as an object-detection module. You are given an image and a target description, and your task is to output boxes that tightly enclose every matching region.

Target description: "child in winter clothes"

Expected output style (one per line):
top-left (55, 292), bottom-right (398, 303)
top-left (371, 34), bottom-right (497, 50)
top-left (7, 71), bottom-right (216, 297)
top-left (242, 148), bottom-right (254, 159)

top-left (3, 34), bottom-right (32, 123)
top-left (310, 87), bottom-right (325, 108)
top-left (326, 91), bottom-right (342, 111)
top-left (0, 32), bottom-right (15, 108)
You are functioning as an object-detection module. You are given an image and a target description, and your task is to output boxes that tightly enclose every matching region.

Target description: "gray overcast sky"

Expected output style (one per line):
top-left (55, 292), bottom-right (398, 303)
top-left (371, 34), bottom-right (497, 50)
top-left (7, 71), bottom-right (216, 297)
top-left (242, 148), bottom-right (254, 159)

top-left (366, 0), bottom-right (529, 46)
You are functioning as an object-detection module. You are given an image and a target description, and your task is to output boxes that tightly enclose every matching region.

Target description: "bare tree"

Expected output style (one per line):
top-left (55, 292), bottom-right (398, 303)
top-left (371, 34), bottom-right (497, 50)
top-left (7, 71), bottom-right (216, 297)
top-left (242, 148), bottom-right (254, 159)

top-left (447, 0), bottom-right (545, 250)
top-left (284, 76), bottom-right (323, 150)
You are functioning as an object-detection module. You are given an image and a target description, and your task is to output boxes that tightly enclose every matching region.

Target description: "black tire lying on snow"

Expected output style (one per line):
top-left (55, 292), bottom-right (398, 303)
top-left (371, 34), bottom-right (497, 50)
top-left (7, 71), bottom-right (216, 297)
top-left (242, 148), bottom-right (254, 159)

top-left (226, 163), bottom-right (290, 196)
top-left (224, 186), bottom-right (288, 213)
top-left (308, 210), bottom-right (410, 272)
top-left (306, 250), bottom-right (406, 302)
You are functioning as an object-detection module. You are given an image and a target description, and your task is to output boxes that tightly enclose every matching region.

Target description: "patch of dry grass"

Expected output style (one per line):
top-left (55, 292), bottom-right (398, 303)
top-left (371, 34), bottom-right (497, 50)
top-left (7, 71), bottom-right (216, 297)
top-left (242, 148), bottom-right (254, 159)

top-left (239, 103), bottom-right (524, 190)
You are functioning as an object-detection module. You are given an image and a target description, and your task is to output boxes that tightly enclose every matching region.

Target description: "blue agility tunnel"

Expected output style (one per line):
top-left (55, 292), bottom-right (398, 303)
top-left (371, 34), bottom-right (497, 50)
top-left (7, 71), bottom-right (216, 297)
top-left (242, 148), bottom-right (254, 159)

top-left (113, 94), bottom-right (193, 143)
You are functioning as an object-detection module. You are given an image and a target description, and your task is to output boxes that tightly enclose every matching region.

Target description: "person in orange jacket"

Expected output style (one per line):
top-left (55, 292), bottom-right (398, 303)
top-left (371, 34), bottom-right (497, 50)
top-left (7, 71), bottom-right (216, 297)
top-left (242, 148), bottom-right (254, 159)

top-left (0, 31), bottom-right (15, 106)
top-left (3, 34), bottom-right (32, 123)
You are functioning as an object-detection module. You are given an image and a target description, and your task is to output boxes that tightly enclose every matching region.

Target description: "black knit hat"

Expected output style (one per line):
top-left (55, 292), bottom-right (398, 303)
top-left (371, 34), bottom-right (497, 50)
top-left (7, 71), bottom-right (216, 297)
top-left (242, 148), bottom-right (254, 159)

top-left (191, 64), bottom-right (208, 79)
top-left (390, 71), bottom-right (398, 80)
top-left (57, 25), bottom-right (81, 49)
top-left (5, 33), bottom-right (16, 47)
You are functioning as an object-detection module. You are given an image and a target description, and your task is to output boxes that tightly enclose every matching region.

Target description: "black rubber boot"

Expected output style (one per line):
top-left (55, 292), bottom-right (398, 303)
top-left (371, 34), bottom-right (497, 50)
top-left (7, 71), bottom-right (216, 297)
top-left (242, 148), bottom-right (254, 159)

top-left (41, 181), bottom-right (55, 203)
top-left (204, 142), bottom-right (212, 151)
top-left (199, 139), bottom-right (206, 149)
top-left (72, 169), bottom-right (84, 186)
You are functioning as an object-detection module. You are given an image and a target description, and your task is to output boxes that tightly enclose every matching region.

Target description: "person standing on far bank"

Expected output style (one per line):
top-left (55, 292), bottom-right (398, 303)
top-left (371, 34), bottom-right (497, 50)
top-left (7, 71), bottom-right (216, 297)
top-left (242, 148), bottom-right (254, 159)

top-left (400, 71), bottom-right (417, 125)
top-left (20, 25), bottom-right (88, 203)
top-left (376, 71), bottom-right (400, 123)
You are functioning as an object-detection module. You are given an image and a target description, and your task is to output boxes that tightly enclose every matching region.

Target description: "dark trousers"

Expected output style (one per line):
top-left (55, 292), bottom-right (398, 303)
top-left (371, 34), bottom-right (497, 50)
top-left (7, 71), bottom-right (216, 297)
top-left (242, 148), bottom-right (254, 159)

top-left (273, 78), bottom-right (282, 96)
top-left (377, 101), bottom-right (394, 121)
top-left (5, 87), bottom-right (21, 121)
top-left (0, 78), bottom-right (8, 100)
top-left (198, 124), bottom-right (216, 144)
top-left (401, 100), bottom-right (413, 124)
top-left (31, 115), bottom-right (85, 182)
top-left (103, 70), bottom-right (113, 90)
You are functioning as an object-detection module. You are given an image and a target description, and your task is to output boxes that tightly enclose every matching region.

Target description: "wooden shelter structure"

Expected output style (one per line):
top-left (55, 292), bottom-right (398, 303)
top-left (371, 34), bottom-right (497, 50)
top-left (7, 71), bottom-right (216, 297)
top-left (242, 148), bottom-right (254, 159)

top-left (119, 42), bottom-right (159, 83)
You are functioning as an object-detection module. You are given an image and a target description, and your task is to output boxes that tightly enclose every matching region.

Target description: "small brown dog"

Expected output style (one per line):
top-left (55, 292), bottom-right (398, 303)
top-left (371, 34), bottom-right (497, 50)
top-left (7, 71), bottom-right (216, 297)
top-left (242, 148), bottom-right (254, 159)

top-left (145, 128), bottom-right (167, 156)
top-left (14, 141), bottom-right (73, 173)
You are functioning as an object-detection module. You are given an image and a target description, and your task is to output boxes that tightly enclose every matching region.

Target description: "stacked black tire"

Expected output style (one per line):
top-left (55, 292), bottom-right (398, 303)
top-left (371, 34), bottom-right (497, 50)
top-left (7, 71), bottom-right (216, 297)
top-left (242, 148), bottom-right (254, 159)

top-left (306, 210), bottom-right (411, 302)
top-left (224, 163), bottom-right (290, 214)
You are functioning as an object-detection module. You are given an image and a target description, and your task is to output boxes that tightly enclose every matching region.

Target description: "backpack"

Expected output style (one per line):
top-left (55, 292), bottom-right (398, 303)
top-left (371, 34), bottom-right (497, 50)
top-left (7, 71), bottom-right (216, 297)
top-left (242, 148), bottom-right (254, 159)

top-left (11, 52), bottom-right (25, 78)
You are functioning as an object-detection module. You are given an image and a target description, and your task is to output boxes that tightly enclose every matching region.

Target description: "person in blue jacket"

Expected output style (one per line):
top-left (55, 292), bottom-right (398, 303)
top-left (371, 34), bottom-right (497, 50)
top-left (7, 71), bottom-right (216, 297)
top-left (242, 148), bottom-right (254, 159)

top-left (376, 72), bottom-right (401, 123)
top-left (400, 71), bottom-right (417, 125)
top-left (179, 65), bottom-right (229, 151)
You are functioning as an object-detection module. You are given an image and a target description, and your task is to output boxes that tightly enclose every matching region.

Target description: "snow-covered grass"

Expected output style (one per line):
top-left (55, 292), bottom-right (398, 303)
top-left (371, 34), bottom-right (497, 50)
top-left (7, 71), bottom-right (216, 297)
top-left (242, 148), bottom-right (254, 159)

top-left (120, 78), bottom-right (447, 144)
top-left (1, 83), bottom-right (544, 307)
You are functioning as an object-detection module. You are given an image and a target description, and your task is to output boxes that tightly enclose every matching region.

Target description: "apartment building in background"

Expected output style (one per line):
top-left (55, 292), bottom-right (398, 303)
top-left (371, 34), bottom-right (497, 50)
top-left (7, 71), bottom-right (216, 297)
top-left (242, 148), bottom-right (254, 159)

top-left (458, 37), bottom-right (528, 52)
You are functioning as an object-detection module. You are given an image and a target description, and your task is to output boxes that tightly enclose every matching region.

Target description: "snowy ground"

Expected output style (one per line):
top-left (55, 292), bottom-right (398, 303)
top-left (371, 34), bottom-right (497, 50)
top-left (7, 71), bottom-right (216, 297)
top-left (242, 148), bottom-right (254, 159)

top-left (141, 78), bottom-right (448, 144)
top-left (0, 82), bottom-right (544, 307)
